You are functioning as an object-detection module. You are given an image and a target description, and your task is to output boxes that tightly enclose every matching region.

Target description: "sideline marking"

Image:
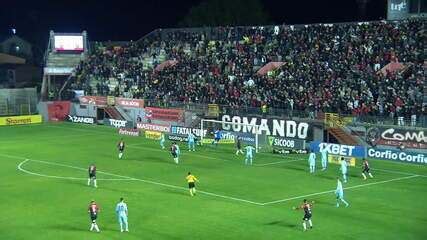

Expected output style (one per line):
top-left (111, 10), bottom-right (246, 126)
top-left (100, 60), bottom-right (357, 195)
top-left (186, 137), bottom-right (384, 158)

top-left (262, 175), bottom-right (420, 205)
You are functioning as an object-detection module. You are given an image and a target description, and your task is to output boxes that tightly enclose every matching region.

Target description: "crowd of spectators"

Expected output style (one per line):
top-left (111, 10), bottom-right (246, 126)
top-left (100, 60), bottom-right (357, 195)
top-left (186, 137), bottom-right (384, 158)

top-left (74, 19), bottom-right (425, 123)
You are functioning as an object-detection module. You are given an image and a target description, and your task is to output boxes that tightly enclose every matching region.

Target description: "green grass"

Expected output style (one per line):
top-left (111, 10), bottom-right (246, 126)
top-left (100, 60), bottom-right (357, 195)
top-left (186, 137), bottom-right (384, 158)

top-left (0, 122), bottom-right (426, 240)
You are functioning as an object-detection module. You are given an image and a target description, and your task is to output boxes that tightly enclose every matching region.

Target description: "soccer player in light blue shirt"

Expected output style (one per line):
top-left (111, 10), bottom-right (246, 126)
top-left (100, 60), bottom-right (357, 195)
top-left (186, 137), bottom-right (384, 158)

top-left (188, 132), bottom-right (196, 151)
top-left (245, 145), bottom-right (256, 165)
top-left (115, 198), bottom-right (129, 232)
top-left (160, 133), bottom-right (165, 149)
top-left (335, 178), bottom-right (349, 207)
top-left (308, 150), bottom-right (316, 173)
top-left (340, 158), bottom-right (348, 183)
top-left (321, 148), bottom-right (328, 171)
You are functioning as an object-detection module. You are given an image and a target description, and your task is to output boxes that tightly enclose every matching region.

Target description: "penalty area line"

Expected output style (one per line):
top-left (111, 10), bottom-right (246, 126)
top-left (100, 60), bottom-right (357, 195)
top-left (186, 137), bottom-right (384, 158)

top-left (15, 157), bottom-right (263, 206)
top-left (261, 175), bottom-right (420, 205)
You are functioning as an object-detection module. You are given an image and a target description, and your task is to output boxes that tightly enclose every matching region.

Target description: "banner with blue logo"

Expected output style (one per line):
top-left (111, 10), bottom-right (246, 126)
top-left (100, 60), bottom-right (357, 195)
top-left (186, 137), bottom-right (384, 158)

top-left (310, 141), bottom-right (365, 158)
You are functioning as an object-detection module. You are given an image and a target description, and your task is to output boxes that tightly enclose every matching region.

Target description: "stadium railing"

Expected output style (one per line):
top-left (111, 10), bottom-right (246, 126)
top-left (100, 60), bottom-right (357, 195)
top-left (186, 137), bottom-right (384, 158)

top-left (143, 99), bottom-right (427, 128)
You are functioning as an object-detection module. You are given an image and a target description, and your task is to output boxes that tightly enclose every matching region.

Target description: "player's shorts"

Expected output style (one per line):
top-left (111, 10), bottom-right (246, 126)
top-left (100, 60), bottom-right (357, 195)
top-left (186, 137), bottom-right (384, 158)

top-left (171, 152), bottom-right (177, 158)
top-left (214, 137), bottom-right (220, 142)
top-left (303, 213), bottom-right (312, 221)
top-left (362, 167), bottom-right (370, 173)
top-left (89, 173), bottom-right (96, 179)
top-left (188, 182), bottom-right (195, 188)
top-left (90, 213), bottom-right (97, 222)
top-left (336, 192), bottom-right (344, 199)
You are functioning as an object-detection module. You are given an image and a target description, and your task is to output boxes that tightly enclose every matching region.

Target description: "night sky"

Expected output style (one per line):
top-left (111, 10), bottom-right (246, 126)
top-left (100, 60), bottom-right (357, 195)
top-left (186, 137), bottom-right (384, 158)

top-left (0, 0), bottom-right (386, 48)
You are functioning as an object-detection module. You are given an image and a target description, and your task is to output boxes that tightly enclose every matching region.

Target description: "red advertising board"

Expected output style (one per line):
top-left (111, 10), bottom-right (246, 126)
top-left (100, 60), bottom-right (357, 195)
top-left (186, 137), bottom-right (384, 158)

top-left (116, 97), bottom-right (144, 108)
top-left (78, 96), bottom-right (107, 106)
top-left (145, 107), bottom-right (183, 122)
top-left (47, 101), bottom-right (71, 121)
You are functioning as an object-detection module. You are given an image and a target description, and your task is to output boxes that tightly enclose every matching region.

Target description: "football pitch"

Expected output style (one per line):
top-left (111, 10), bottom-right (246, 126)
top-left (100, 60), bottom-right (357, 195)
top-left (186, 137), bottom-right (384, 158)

top-left (0, 123), bottom-right (426, 240)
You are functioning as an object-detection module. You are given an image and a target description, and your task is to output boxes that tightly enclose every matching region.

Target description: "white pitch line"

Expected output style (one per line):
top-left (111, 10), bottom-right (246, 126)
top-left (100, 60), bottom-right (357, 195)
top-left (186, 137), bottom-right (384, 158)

top-left (373, 168), bottom-right (427, 177)
top-left (17, 159), bottom-right (132, 181)
top-left (12, 156), bottom-right (262, 206)
top-left (262, 175), bottom-right (420, 205)
top-left (254, 159), bottom-right (304, 166)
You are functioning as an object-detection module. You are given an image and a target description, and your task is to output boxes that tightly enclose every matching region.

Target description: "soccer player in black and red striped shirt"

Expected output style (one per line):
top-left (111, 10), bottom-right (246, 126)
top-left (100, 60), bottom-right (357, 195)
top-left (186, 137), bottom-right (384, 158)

top-left (362, 159), bottom-right (374, 180)
top-left (294, 199), bottom-right (314, 231)
top-left (117, 138), bottom-right (125, 159)
top-left (88, 200), bottom-right (100, 232)
top-left (87, 164), bottom-right (97, 188)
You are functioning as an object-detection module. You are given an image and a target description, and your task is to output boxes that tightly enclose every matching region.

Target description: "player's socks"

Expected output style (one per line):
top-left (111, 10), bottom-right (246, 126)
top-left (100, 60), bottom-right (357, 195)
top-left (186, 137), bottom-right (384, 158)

top-left (193, 188), bottom-right (196, 195)
top-left (94, 224), bottom-right (100, 232)
top-left (90, 223), bottom-right (94, 231)
top-left (308, 220), bottom-right (313, 228)
top-left (94, 179), bottom-right (97, 188)
top-left (302, 222), bottom-right (307, 231)
top-left (369, 173), bottom-right (373, 178)
top-left (87, 179), bottom-right (91, 186)
top-left (341, 199), bottom-right (349, 207)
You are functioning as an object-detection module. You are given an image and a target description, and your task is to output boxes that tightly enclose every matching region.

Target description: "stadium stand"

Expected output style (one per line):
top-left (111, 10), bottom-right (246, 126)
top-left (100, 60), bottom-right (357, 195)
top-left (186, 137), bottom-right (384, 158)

top-left (71, 19), bottom-right (425, 125)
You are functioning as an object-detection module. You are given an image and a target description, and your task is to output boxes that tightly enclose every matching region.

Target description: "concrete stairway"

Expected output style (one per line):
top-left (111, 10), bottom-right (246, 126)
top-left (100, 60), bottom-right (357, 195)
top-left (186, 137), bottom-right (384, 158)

top-left (328, 127), bottom-right (359, 145)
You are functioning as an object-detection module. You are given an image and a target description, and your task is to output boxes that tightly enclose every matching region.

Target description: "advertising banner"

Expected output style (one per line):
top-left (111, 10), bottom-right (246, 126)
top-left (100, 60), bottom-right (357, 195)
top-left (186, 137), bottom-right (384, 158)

top-left (0, 114), bottom-right (42, 126)
top-left (168, 134), bottom-right (188, 142)
top-left (116, 97), bottom-right (144, 108)
top-left (145, 130), bottom-right (162, 140)
top-left (268, 136), bottom-right (306, 150)
top-left (137, 123), bottom-right (170, 133)
top-left (145, 107), bottom-right (183, 122)
top-left (221, 114), bottom-right (312, 140)
top-left (47, 101), bottom-right (71, 121)
top-left (201, 138), bottom-right (235, 144)
top-left (104, 119), bottom-right (132, 128)
top-left (367, 127), bottom-right (426, 149)
top-left (78, 96), bottom-right (107, 106)
top-left (67, 115), bottom-right (95, 124)
top-left (328, 155), bottom-right (356, 167)
top-left (170, 126), bottom-right (207, 137)
top-left (118, 128), bottom-right (140, 137)
top-left (367, 148), bottom-right (427, 164)
top-left (310, 141), bottom-right (365, 158)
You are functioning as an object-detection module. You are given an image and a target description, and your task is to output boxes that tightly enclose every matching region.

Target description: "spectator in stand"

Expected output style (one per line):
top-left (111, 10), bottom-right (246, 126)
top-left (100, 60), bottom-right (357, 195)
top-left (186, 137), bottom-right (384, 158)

top-left (72, 19), bottom-right (425, 125)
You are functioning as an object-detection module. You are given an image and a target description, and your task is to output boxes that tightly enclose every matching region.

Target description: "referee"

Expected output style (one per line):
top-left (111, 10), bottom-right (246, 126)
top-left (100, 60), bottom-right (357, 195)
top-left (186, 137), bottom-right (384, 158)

top-left (186, 172), bottom-right (199, 196)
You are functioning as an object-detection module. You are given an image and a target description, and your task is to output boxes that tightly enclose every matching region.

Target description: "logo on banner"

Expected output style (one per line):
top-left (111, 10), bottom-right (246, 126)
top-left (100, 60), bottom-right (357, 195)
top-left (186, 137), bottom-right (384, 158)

top-left (310, 141), bottom-right (365, 157)
top-left (268, 136), bottom-right (305, 149)
top-left (109, 119), bottom-right (128, 128)
top-left (221, 115), bottom-right (311, 140)
top-left (137, 123), bottom-right (170, 132)
top-left (116, 98), bottom-right (144, 108)
top-left (118, 128), bottom-right (140, 137)
top-left (145, 107), bottom-right (183, 122)
top-left (367, 127), bottom-right (427, 149)
top-left (0, 115), bottom-right (42, 126)
top-left (170, 126), bottom-right (207, 137)
top-left (145, 131), bottom-right (162, 140)
top-left (67, 115), bottom-right (95, 124)
top-left (367, 148), bottom-right (427, 164)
